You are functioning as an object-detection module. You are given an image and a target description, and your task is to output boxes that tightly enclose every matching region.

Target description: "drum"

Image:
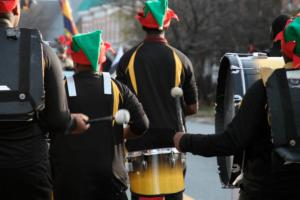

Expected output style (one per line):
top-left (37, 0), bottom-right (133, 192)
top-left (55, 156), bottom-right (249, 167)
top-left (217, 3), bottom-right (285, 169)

top-left (126, 148), bottom-right (185, 196)
top-left (215, 53), bottom-right (284, 188)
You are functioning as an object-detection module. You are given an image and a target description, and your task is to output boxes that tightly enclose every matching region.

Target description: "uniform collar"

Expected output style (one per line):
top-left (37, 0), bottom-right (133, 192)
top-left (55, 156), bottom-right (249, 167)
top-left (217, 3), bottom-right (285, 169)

top-left (144, 34), bottom-right (168, 44)
top-left (75, 70), bottom-right (99, 76)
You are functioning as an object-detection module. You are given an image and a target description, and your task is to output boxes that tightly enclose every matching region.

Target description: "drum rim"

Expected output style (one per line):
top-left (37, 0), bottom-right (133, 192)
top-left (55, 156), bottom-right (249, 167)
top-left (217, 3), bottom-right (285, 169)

top-left (127, 147), bottom-right (180, 157)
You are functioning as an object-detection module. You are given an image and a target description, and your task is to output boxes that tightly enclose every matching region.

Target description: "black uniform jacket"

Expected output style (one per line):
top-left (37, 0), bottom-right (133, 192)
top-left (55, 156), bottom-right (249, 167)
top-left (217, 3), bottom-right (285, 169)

top-left (180, 79), bottom-right (300, 200)
top-left (50, 71), bottom-right (148, 199)
top-left (117, 36), bottom-right (198, 151)
top-left (0, 24), bottom-right (72, 168)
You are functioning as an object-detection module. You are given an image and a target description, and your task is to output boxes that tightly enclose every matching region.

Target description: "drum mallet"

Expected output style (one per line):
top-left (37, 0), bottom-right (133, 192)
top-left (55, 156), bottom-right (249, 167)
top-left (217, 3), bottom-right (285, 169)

top-left (87, 109), bottom-right (130, 125)
top-left (171, 87), bottom-right (185, 132)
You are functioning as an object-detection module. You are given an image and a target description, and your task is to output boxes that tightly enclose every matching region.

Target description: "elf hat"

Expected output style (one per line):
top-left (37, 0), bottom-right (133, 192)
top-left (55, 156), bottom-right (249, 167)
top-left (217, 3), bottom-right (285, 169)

top-left (281, 17), bottom-right (300, 68)
top-left (0, 0), bottom-right (18, 13)
top-left (136, 0), bottom-right (178, 30)
top-left (71, 30), bottom-right (114, 72)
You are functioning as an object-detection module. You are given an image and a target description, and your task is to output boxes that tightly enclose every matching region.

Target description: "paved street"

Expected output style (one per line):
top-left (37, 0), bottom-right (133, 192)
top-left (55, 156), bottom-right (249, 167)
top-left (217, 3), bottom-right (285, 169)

top-left (184, 119), bottom-right (234, 200)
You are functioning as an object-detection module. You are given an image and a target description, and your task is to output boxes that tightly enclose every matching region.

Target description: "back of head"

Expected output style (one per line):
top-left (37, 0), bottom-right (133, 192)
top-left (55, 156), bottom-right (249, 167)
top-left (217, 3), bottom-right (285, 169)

top-left (0, 0), bottom-right (20, 27)
top-left (271, 14), bottom-right (290, 41)
top-left (281, 16), bottom-right (300, 68)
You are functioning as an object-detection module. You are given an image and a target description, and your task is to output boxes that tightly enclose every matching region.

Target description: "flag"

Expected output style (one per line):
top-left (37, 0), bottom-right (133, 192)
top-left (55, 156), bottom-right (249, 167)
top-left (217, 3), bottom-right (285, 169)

top-left (59, 0), bottom-right (78, 38)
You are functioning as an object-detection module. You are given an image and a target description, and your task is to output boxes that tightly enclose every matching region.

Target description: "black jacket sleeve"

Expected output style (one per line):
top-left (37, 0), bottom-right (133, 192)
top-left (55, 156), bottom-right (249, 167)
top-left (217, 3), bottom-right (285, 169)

top-left (42, 44), bottom-right (72, 134)
top-left (180, 80), bottom-right (267, 156)
top-left (114, 80), bottom-right (149, 136)
top-left (175, 49), bottom-right (198, 105)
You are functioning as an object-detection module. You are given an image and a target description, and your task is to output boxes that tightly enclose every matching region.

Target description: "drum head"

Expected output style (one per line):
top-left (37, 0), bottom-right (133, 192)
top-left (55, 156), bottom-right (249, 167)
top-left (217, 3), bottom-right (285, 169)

top-left (215, 53), bottom-right (284, 188)
top-left (215, 53), bottom-right (259, 187)
top-left (215, 55), bottom-right (240, 188)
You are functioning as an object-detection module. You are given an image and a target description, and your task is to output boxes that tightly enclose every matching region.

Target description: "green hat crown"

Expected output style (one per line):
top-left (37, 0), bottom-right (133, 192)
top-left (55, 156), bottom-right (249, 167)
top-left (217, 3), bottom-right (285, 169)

top-left (284, 17), bottom-right (300, 56)
top-left (72, 30), bottom-right (103, 71)
top-left (144, 0), bottom-right (168, 28)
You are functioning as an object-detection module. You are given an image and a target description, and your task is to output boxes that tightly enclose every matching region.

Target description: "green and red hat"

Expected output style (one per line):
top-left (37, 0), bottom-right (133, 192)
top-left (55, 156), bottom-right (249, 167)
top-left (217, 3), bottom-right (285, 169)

top-left (136, 0), bottom-right (178, 30)
top-left (0, 0), bottom-right (18, 13)
top-left (281, 17), bottom-right (300, 68)
top-left (71, 30), bottom-right (114, 72)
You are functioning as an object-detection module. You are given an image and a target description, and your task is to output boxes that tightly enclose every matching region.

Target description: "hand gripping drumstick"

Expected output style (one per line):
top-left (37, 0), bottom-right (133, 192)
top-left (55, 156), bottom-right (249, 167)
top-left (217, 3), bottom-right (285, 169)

top-left (87, 109), bottom-right (130, 125)
top-left (171, 87), bottom-right (185, 132)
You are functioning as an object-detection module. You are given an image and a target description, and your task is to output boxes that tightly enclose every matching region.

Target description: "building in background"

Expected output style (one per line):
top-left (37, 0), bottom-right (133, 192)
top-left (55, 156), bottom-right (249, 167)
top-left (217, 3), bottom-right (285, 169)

top-left (76, 0), bottom-right (143, 48)
top-left (20, 0), bottom-right (64, 41)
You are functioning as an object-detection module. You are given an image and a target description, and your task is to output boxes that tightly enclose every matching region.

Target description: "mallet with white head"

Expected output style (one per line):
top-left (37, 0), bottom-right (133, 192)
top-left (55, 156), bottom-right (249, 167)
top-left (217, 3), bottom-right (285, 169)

top-left (87, 109), bottom-right (130, 125)
top-left (171, 87), bottom-right (185, 132)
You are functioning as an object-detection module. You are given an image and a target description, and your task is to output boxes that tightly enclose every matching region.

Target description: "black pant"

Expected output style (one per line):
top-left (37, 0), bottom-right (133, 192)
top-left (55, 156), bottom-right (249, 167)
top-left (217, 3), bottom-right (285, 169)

top-left (131, 192), bottom-right (183, 200)
top-left (0, 159), bottom-right (52, 200)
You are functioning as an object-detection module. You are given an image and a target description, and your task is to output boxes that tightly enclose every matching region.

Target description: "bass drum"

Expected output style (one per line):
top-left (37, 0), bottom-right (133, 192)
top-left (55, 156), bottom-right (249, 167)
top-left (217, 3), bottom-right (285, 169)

top-left (215, 53), bottom-right (284, 188)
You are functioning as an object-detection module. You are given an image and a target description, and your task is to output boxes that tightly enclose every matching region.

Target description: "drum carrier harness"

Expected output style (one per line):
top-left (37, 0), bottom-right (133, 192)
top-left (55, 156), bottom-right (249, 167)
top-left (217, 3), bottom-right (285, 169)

top-left (0, 27), bottom-right (44, 122)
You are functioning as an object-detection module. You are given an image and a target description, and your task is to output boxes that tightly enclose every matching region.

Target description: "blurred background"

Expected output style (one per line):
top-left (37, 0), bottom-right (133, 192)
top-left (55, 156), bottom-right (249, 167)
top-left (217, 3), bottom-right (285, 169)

top-left (19, 0), bottom-right (300, 107)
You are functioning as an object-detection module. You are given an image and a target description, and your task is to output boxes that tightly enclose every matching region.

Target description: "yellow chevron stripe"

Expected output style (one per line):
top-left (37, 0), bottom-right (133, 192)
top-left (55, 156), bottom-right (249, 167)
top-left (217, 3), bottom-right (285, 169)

top-left (112, 81), bottom-right (120, 126)
top-left (173, 50), bottom-right (183, 87)
top-left (127, 44), bottom-right (143, 95)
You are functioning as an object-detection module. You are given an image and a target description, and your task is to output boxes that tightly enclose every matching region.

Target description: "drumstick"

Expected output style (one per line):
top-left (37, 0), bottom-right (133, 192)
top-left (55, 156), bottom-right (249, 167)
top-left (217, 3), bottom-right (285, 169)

top-left (87, 116), bottom-right (112, 124)
top-left (171, 87), bottom-right (185, 132)
top-left (87, 109), bottom-right (130, 125)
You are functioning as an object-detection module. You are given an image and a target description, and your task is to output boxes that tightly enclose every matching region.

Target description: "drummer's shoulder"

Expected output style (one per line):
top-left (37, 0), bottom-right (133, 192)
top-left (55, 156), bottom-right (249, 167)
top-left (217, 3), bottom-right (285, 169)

top-left (169, 47), bottom-right (192, 63)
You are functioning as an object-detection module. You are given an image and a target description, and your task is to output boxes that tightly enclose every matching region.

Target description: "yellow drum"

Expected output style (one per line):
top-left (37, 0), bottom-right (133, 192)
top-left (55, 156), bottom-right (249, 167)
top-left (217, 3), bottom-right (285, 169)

top-left (126, 148), bottom-right (185, 196)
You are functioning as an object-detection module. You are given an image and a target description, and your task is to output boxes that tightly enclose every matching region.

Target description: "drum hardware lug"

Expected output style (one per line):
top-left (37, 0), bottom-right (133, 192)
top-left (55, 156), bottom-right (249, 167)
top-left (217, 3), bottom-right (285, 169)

top-left (169, 154), bottom-right (176, 168)
top-left (234, 95), bottom-right (242, 108)
top-left (231, 65), bottom-right (240, 74)
top-left (125, 161), bottom-right (134, 172)
top-left (231, 164), bottom-right (241, 173)
top-left (181, 153), bottom-right (186, 168)
top-left (142, 159), bottom-right (147, 171)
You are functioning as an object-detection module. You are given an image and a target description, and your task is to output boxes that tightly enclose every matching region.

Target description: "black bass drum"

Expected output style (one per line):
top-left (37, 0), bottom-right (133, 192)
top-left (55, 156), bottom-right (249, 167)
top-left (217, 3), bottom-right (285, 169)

top-left (215, 53), bottom-right (284, 188)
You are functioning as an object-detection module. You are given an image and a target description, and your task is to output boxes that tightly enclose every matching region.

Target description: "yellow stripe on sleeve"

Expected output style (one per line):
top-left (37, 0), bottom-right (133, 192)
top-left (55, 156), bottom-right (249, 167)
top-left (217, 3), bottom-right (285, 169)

top-left (126, 44), bottom-right (143, 95)
top-left (173, 50), bottom-right (183, 87)
top-left (112, 81), bottom-right (120, 126)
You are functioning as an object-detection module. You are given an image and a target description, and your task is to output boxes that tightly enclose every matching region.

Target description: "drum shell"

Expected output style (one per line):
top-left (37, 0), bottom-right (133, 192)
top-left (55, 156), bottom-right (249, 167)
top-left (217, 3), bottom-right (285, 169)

top-left (127, 148), bottom-right (185, 196)
top-left (215, 53), bottom-right (284, 188)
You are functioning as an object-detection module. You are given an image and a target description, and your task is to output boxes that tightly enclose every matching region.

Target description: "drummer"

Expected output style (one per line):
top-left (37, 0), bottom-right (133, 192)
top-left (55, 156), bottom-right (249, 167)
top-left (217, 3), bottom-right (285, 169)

top-left (116, 0), bottom-right (198, 199)
top-left (50, 30), bottom-right (149, 200)
top-left (174, 16), bottom-right (300, 200)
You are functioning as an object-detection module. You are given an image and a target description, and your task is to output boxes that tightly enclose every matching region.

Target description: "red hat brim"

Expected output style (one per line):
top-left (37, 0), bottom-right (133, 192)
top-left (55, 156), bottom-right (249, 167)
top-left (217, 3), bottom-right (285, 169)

top-left (282, 39), bottom-right (296, 60)
top-left (136, 8), bottom-right (179, 29)
top-left (0, 0), bottom-right (18, 13)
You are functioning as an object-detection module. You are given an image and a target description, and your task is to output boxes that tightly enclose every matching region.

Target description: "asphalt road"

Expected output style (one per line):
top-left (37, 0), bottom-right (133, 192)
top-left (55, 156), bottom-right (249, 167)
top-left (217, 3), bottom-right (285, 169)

top-left (184, 119), bottom-right (236, 200)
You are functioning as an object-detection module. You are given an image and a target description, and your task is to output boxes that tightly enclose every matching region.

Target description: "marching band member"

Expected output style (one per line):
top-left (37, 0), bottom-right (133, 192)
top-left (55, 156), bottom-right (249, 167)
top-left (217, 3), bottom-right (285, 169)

top-left (117, 0), bottom-right (198, 199)
top-left (50, 30), bottom-right (149, 200)
top-left (174, 16), bottom-right (300, 200)
top-left (0, 1), bottom-right (89, 199)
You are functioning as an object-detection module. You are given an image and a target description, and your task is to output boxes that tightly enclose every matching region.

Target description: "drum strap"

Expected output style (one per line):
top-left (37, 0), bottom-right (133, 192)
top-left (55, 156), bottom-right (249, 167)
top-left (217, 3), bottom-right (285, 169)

top-left (126, 43), bottom-right (184, 95)
top-left (103, 72), bottom-right (112, 95)
top-left (66, 76), bottom-right (77, 97)
top-left (111, 80), bottom-right (123, 126)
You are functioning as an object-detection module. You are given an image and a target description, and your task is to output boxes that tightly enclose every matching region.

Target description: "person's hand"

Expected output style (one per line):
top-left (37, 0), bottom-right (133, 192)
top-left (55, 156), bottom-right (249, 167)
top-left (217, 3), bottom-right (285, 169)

top-left (71, 113), bottom-right (90, 134)
top-left (173, 132), bottom-right (185, 152)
